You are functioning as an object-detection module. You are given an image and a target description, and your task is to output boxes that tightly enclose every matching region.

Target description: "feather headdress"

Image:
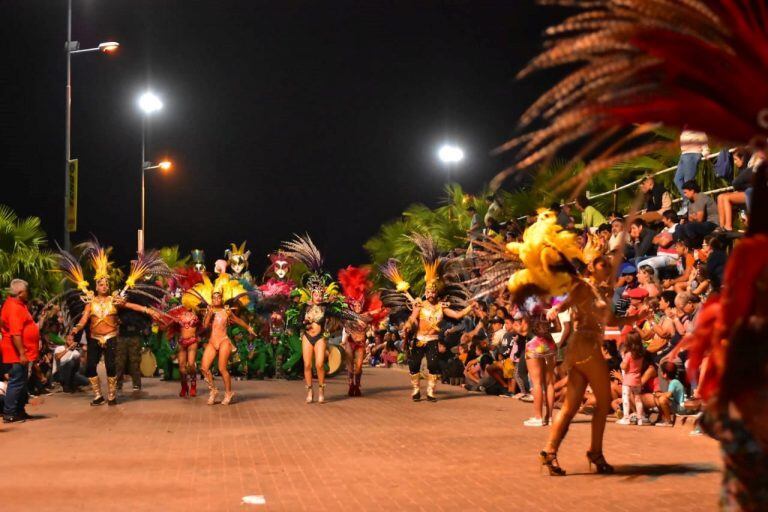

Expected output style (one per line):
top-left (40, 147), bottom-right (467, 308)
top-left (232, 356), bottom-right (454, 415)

top-left (182, 273), bottom-right (250, 310)
top-left (79, 238), bottom-right (112, 282)
top-left (55, 247), bottom-right (90, 294)
top-left (491, 0), bottom-right (768, 192)
top-left (281, 234), bottom-right (338, 298)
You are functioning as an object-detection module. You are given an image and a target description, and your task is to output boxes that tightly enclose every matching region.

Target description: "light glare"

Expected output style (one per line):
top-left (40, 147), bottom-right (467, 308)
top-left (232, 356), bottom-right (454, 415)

top-left (99, 42), bottom-right (120, 53)
top-left (138, 92), bottom-right (163, 114)
top-left (159, 160), bottom-right (172, 171)
top-left (438, 144), bottom-right (464, 164)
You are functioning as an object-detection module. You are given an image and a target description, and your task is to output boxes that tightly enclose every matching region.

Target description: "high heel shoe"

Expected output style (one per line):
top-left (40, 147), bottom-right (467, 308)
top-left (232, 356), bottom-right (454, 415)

top-left (318, 383), bottom-right (326, 404)
top-left (305, 385), bottom-right (313, 404)
top-left (221, 391), bottom-right (235, 405)
top-left (207, 388), bottom-right (219, 405)
top-left (586, 451), bottom-right (614, 474)
top-left (539, 451), bottom-right (566, 476)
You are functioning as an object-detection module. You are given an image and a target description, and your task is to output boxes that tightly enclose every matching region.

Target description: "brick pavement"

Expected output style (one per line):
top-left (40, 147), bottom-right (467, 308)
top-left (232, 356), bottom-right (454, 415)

top-left (0, 368), bottom-right (722, 511)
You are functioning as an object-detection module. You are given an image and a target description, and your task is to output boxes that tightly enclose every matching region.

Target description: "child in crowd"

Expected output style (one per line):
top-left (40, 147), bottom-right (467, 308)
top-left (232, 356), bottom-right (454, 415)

top-left (653, 362), bottom-right (700, 427)
top-left (617, 332), bottom-right (646, 425)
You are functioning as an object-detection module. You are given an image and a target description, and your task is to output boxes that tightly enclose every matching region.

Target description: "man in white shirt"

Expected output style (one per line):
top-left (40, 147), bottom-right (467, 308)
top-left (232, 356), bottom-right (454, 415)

top-left (608, 218), bottom-right (629, 253)
top-left (489, 316), bottom-right (507, 348)
top-left (53, 335), bottom-right (88, 392)
top-left (638, 210), bottom-right (680, 275)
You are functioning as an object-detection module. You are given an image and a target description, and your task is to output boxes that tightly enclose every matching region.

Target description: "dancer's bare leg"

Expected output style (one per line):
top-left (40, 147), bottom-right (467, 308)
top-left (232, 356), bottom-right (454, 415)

top-left (527, 357), bottom-right (544, 419)
top-left (314, 338), bottom-right (327, 386)
top-left (544, 355), bottom-right (556, 423)
top-left (302, 337), bottom-right (314, 387)
top-left (544, 368), bottom-right (587, 454)
top-left (200, 343), bottom-right (218, 404)
top-left (218, 342), bottom-right (233, 395)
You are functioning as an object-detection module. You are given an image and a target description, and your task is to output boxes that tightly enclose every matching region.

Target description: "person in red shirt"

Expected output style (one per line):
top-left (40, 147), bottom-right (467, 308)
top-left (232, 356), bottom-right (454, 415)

top-left (1, 279), bottom-right (40, 423)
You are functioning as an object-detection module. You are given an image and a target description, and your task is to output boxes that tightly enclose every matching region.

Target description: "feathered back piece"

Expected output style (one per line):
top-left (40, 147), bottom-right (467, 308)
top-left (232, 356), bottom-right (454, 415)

top-left (410, 232), bottom-right (443, 291)
top-left (281, 234), bottom-right (323, 273)
top-left (182, 273), bottom-right (250, 311)
top-left (55, 248), bottom-right (90, 294)
top-left (80, 238), bottom-right (111, 281)
top-left (125, 250), bottom-right (175, 290)
top-left (380, 259), bottom-right (410, 293)
top-left (338, 266), bottom-right (371, 304)
top-left (472, 210), bottom-right (584, 303)
top-left (491, 0), bottom-right (768, 192)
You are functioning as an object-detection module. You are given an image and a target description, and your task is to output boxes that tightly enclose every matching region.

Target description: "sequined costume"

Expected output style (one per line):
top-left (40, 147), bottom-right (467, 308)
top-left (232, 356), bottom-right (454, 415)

top-left (381, 233), bottom-right (471, 402)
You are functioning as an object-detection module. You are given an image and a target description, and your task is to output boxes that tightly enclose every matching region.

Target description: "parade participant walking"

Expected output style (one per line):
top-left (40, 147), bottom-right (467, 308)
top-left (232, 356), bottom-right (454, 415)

top-left (338, 265), bottom-right (387, 397)
top-left (184, 273), bottom-right (255, 405)
top-left (282, 234), bottom-right (358, 404)
top-left (62, 242), bottom-right (168, 406)
top-left (468, 211), bottom-right (643, 475)
top-left (381, 233), bottom-right (474, 402)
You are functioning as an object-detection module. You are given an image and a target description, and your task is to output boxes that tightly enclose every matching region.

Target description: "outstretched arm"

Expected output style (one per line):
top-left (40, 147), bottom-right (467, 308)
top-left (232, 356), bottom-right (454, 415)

top-left (70, 303), bottom-right (91, 336)
top-left (229, 312), bottom-right (257, 337)
top-left (443, 302), bottom-right (475, 320)
top-left (121, 302), bottom-right (161, 320)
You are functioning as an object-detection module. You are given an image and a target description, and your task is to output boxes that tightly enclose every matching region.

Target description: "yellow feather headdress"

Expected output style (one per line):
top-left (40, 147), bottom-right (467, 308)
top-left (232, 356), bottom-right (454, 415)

top-left (182, 273), bottom-right (249, 310)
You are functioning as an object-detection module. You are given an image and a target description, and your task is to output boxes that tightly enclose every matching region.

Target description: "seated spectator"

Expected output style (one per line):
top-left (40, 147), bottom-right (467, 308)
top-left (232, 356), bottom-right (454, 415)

top-left (637, 265), bottom-right (661, 298)
top-left (651, 362), bottom-right (701, 427)
top-left (637, 174), bottom-right (672, 223)
top-left (701, 233), bottom-right (728, 293)
top-left (550, 202), bottom-right (574, 229)
top-left (53, 336), bottom-right (89, 392)
top-left (627, 218), bottom-right (657, 263)
top-left (672, 292), bottom-right (699, 340)
top-left (676, 180), bottom-right (719, 248)
top-left (464, 342), bottom-right (505, 395)
top-left (639, 210), bottom-right (679, 276)
top-left (608, 217), bottom-right (629, 253)
top-left (613, 264), bottom-right (638, 314)
top-left (716, 147), bottom-right (752, 231)
top-left (574, 195), bottom-right (606, 231)
top-left (663, 239), bottom-right (694, 291)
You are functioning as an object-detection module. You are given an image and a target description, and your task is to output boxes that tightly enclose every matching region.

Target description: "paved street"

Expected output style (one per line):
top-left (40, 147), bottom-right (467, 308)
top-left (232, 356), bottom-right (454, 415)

top-left (1, 368), bottom-right (722, 511)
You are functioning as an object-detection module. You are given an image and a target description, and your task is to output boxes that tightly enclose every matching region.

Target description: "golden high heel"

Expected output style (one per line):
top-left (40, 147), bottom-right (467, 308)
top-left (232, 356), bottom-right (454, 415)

top-left (539, 451), bottom-right (566, 476)
top-left (318, 383), bottom-right (326, 404)
top-left (305, 385), bottom-right (313, 404)
top-left (207, 388), bottom-right (219, 405)
top-left (586, 451), bottom-right (614, 474)
top-left (221, 392), bottom-right (235, 405)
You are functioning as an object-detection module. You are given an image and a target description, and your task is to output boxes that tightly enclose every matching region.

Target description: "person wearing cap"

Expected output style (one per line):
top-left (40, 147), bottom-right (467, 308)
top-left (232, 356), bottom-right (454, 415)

top-left (0, 279), bottom-right (40, 423)
top-left (612, 264), bottom-right (638, 315)
top-left (489, 316), bottom-right (506, 348)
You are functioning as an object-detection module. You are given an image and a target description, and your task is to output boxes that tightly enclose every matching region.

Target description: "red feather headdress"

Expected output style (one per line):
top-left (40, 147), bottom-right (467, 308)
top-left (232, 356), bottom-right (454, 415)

top-left (338, 265), bottom-right (388, 324)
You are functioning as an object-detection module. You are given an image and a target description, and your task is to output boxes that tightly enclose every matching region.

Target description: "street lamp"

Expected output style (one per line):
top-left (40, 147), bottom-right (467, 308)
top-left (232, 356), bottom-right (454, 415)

top-left (137, 92), bottom-right (164, 254)
top-left (139, 159), bottom-right (172, 254)
top-left (63, 0), bottom-right (119, 250)
top-left (437, 143), bottom-right (465, 184)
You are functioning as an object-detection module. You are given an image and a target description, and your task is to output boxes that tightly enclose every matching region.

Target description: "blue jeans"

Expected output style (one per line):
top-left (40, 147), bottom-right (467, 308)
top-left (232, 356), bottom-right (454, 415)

top-left (745, 187), bottom-right (753, 212)
top-left (674, 153), bottom-right (701, 209)
top-left (3, 363), bottom-right (28, 417)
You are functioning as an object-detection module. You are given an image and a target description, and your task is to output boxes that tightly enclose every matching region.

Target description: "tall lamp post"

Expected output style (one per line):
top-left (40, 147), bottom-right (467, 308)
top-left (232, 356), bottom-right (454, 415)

top-left (64, 0), bottom-right (119, 250)
top-left (137, 90), bottom-right (165, 254)
top-left (140, 160), bottom-right (172, 254)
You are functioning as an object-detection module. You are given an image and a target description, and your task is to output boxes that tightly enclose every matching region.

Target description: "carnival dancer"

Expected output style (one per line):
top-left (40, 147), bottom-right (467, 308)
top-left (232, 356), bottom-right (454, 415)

top-left (381, 234), bottom-right (474, 402)
top-left (183, 274), bottom-right (256, 405)
top-left (468, 211), bottom-right (643, 475)
top-left (57, 241), bottom-right (170, 406)
top-left (162, 268), bottom-right (204, 398)
top-left (282, 234), bottom-right (359, 404)
top-left (338, 266), bottom-right (387, 396)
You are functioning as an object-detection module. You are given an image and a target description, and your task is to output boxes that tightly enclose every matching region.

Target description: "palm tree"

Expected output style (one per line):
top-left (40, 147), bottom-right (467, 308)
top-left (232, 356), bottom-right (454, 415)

top-left (0, 205), bottom-right (61, 300)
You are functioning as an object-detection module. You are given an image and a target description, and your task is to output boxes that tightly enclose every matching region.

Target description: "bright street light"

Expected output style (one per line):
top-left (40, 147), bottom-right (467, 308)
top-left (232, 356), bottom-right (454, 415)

top-left (158, 160), bottom-right (172, 171)
top-left (438, 144), bottom-right (465, 164)
top-left (98, 41), bottom-right (120, 53)
top-left (138, 92), bottom-right (163, 114)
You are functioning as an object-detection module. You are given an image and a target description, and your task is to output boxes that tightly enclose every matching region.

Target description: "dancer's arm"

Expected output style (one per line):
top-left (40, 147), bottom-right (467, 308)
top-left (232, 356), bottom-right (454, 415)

top-left (443, 301), bottom-right (476, 320)
top-left (70, 303), bottom-right (91, 336)
top-left (229, 312), bottom-right (257, 337)
top-left (121, 301), bottom-right (161, 320)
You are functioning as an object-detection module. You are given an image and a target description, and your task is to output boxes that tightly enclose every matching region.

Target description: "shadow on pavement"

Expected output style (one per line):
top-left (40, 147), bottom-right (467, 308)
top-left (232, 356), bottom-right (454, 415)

top-left (567, 463), bottom-right (719, 479)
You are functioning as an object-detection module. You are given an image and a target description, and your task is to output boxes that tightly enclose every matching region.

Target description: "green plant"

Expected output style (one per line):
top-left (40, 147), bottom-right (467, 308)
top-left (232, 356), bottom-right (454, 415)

top-left (0, 205), bottom-right (61, 300)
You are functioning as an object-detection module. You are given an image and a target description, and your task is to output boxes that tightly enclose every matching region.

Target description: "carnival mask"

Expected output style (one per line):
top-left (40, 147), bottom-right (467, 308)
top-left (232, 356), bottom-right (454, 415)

top-left (191, 249), bottom-right (206, 273)
top-left (225, 242), bottom-right (250, 277)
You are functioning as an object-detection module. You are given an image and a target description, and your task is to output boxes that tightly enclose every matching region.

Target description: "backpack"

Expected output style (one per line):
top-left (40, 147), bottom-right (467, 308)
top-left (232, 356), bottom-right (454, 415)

top-left (714, 148), bottom-right (733, 181)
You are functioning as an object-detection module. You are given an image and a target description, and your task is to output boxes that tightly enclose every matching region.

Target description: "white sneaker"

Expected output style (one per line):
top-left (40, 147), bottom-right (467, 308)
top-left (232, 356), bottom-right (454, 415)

top-left (655, 421), bottom-right (674, 427)
top-left (523, 417), bottom-right (544, 427)
top-left (616, 418), bottom-right (631, 425)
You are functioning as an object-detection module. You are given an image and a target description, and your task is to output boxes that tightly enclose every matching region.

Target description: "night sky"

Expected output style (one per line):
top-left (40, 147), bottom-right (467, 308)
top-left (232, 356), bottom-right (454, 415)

top-left (1, 1), bottom-right (565, 273)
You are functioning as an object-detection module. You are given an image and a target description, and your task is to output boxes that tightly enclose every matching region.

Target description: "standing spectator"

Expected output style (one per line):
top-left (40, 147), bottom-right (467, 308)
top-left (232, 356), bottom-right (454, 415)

top-left (676, 181), bottom-right (719, 248)
top-left (674, 129), bottom-right (708, 213)
top-left (523, 312), bottom-right (559, 427)
top-left (484, 194), bottom-right (503, 227)
top-left (617, 332), bottom-right (647, 425)
top-left (627, 218), bottom-right (657, 263)
top-left (638, 175), bottom-right (672, 223)
top-left (574, 195), bottom-right (606, 231)
top-left (0, 279), bottom-right (40, 423)
top-left (467, 205), bottom-right (482, 251)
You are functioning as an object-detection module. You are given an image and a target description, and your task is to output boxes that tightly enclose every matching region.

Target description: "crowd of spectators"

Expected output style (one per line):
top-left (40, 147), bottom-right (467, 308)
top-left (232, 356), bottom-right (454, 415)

top-left (0, 135), bottom-right (755, 434)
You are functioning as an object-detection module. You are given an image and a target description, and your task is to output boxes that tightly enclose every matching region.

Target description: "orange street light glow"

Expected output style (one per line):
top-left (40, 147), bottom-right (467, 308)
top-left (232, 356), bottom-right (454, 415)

top-left (159, 160), bottom-right (172, 171)
top-left (99, 42), bottom-right (120, 53)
